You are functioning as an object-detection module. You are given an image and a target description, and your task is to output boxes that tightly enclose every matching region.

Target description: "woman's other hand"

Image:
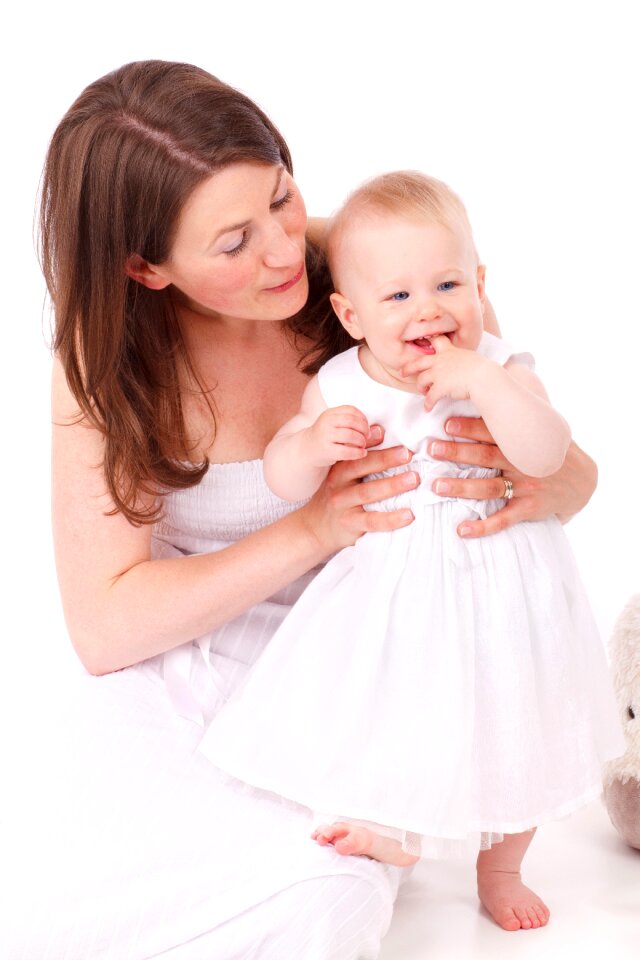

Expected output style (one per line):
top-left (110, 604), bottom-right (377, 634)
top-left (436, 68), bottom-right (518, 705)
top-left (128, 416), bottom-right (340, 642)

top-left (428, 417), bottom-right (597, 538)
top-left (300, 427), bottom-right (417, 554)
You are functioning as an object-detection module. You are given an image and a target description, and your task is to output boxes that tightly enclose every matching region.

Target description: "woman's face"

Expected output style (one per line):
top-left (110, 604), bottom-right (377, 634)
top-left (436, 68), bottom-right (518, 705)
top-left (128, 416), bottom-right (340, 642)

top-left (151, 163), bottom-right (308, 323)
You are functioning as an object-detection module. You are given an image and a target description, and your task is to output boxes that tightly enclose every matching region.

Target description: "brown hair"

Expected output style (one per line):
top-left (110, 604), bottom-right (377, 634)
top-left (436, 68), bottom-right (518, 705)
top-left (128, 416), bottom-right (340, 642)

top-left (327, 170), bottom-right (477, 289)
top-left (41, 60), bottom-right (349, 523)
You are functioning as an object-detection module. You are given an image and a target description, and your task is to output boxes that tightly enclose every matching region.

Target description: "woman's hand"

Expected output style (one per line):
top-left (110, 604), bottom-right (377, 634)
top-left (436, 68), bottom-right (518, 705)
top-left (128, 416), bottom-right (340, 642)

top-left (300, 426), bottom-right (417, 555)
top-left (428, 417), bottom-right (597, 538)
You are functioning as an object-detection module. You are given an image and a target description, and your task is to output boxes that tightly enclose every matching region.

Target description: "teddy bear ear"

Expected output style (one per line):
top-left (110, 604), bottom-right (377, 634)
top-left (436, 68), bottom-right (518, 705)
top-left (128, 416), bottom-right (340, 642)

top-left (603, 594), bottom-right (640, 852)
top-left (609, 594), bottom-right (640, 690)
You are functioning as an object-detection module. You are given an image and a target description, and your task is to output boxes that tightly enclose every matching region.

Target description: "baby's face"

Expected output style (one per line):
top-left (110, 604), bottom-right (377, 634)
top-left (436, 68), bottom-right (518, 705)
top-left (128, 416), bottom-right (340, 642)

top-left (334, 214), bottom-right (485, 388)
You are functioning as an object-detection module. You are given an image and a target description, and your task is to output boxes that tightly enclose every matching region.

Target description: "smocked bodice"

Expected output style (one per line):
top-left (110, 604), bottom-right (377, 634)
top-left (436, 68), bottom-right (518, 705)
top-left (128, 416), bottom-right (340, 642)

top-left (152, 459), bottom-right (301, 557)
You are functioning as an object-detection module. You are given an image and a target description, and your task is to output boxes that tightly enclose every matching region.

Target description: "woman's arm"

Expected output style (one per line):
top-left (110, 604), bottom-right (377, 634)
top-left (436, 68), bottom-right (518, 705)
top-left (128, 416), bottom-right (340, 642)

top-left (427, 416), bottom-right (597, 538)
top-left (52, 359), bottom-right (417, 675)
top-left (482, 297), bottom-right (501, 336)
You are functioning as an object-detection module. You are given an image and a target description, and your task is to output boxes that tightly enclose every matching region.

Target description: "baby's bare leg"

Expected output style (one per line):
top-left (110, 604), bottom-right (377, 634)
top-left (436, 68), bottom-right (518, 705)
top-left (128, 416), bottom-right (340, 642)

top-left (312, 823), bottom-right (418, 867)
top-left (476, 829), bottom-right (550, 930)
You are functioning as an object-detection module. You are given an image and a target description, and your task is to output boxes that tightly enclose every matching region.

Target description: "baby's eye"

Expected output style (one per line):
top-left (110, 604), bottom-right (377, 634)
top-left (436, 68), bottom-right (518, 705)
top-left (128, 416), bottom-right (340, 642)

top-left (389, 291), bottom-right (410, 301)
top-left (438, 281), bottom-right (457, 292)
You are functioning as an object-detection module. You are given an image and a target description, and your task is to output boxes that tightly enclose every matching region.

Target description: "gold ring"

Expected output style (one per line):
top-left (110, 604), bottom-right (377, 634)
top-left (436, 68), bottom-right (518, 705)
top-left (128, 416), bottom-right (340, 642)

top-left (502, 477), bottom-right (514, 501)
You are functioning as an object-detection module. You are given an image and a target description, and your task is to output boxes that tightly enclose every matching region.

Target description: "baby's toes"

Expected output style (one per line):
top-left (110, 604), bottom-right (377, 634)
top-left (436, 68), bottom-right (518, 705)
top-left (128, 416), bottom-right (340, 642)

top-left (513, 905), bottom-right (532, 929)
top-left (497, 906), bottom-right (521, 931)
top-left (311, 829), bottom-right (332, 846)
top-left (534, 902), bottom-right (550, 926)
top-left (525, 905), bottom-right (541, 928)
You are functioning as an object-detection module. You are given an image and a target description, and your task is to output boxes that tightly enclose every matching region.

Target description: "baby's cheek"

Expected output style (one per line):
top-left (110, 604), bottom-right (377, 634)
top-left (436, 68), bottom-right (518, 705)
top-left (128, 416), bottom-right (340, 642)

top-left (461, 311), bottom-right (484, 350)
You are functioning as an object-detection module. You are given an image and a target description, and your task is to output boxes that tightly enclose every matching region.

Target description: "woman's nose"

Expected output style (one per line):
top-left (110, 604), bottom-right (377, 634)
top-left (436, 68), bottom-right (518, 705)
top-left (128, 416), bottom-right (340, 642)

top-left (263, 223), bottom-right (300, 268)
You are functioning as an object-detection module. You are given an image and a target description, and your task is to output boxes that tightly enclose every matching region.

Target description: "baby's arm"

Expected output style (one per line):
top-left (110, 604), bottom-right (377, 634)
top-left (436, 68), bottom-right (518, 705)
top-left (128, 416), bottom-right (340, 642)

top-left (404, 338), bottom-right (571, 478)
top-left (263, 376), bottom-right (370, 501)
top-left (467, 359), bottom-right (571, 477)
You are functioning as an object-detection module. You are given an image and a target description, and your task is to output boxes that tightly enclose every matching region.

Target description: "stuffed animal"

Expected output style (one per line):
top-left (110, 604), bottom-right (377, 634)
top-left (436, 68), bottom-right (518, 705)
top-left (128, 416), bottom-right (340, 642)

top-left (603, 594), bottom-right (640, 850)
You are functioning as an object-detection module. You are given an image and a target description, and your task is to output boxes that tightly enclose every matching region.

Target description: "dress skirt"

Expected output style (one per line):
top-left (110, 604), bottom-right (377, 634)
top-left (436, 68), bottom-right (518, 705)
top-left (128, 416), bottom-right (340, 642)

top-left (201, 492), bottom-right (624, 859)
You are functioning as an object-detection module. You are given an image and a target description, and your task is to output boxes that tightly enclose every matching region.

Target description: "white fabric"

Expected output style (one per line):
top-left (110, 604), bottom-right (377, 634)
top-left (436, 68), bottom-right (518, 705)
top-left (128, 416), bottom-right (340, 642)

top-left (200, 334), bottom-right (625, 859)
top-left (152, 875), bottom-right (391, 960)
top-left (0, 460), bottom-right (399, 959)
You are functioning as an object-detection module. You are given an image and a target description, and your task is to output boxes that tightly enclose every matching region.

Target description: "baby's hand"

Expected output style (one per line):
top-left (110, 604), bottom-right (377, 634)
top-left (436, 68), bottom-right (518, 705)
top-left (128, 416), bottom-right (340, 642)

top-left (402, 335), bottom-right (490, 411)
top-left (308, 406), bottom-right (371, 466)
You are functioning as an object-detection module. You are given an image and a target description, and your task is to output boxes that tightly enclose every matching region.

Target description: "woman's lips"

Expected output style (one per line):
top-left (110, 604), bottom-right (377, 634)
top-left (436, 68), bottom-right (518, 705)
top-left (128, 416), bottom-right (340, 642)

top-left (264, 263), bottom-right (305, 293)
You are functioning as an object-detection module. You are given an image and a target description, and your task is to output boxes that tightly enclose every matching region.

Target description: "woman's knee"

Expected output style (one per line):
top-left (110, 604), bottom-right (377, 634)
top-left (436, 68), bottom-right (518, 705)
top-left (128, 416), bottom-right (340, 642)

top-left (249, 872), bottom-right (396, 960)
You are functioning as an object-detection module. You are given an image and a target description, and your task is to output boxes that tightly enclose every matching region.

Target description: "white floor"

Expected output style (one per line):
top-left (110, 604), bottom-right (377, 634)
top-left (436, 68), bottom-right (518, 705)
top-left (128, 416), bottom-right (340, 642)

top-left (380, 799), bottom-right (639, 959)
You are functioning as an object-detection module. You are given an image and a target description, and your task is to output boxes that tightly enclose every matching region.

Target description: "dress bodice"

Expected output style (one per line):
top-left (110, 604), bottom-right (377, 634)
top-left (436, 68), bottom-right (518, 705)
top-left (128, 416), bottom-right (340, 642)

top-left (152, 459), bottom-right (301, 556)
top-left (317, 332), bottom-right (533, 458)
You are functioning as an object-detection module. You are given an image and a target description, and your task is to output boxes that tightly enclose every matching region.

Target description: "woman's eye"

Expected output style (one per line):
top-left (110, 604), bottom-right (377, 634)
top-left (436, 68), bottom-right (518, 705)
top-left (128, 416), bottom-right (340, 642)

top-left (224, 231), bottom-right (249, 258)
top-left (271, 190), bottom-right (293, 211)
top-left (438, 281), bottom-right (457, 292)
top-left (390, 291), bottom-right (410, 301)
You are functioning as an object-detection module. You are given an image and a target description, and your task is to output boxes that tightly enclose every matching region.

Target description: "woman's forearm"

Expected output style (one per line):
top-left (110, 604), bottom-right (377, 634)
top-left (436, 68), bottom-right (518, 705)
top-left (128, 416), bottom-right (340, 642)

top-left (70, 509), bottom-right (327, 676)
top-left (53, 356), bottom-right (332, 675)
top-left (551, 439), bottom-right (598, 523)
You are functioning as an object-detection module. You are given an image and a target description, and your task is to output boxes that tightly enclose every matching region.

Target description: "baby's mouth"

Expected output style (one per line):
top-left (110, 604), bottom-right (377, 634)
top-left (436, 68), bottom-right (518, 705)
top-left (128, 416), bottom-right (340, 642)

top-left (408, 336), bottom-right (436, 354)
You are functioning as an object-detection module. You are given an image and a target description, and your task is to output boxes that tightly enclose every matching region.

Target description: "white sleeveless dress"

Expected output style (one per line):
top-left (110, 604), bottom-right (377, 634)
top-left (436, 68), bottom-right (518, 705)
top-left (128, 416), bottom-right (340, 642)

top-left (200, 334), bottom-right (625, 859)
top-left (0, 462), bottom-right (398, 960)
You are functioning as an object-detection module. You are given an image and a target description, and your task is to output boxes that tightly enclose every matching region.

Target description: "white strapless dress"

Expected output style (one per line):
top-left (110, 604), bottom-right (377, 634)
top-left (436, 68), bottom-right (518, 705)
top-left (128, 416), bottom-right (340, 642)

top-left (0, 462), bottom-right (398, 960)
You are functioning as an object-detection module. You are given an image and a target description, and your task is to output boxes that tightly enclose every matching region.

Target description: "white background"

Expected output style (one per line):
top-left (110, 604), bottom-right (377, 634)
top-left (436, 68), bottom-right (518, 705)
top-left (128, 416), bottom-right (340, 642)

top-left (1, 1), bottom-right (638, 716)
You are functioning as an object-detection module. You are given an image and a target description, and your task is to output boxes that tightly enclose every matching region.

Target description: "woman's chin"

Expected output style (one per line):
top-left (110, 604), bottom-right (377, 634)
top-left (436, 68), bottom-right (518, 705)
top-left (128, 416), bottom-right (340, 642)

top-left (277, 275), bottom-right (309, 319)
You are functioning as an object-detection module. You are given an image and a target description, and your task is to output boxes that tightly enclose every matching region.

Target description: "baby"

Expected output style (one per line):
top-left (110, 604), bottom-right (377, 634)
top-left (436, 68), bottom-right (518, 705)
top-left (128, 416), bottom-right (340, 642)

top-left (201, 171), bottom-right (623, 931)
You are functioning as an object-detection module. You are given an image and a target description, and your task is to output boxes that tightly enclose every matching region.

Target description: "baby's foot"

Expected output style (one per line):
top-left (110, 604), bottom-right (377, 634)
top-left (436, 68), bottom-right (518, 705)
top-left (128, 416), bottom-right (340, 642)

top-left (477, 868), bottom-right (550, 931)
top-left (312, 822), bottom-right (418, 866)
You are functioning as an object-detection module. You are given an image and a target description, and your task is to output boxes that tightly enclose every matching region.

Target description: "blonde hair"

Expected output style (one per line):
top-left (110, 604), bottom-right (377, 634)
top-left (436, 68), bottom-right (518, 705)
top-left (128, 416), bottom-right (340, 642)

top-left (327, 170), bottom-right (477, 288)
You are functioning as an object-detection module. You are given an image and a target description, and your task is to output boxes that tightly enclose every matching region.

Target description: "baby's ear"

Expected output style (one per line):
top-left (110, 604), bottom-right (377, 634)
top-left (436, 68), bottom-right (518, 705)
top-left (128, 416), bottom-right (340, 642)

top-left (330, 292), bottom-right (364, 340)
top-left (476, 264), bottom-right (487, 303)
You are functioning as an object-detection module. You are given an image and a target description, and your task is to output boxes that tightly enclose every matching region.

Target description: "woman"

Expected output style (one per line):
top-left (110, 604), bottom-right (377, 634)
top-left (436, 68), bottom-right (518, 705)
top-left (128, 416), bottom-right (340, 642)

top-left (1, 61), bottom-right (597, 959)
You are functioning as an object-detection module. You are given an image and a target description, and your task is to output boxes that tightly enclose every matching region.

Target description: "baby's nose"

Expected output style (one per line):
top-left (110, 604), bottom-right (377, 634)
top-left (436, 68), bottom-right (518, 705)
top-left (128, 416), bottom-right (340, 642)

top-left (418, 300), bottom-right (442, 322)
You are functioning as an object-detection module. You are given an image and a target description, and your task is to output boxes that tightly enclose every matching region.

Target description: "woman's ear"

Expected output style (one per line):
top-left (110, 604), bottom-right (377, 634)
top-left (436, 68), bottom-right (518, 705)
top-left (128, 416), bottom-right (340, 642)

top-left (330, 292), bottom-right (364, 340)
top-left (125, 253), bottom-right (171, 291)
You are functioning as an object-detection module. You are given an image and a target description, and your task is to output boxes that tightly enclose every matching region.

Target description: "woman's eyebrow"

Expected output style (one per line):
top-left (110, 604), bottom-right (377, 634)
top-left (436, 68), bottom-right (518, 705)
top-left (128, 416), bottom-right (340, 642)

top-left (211, 167), bottom-right (286, 243)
